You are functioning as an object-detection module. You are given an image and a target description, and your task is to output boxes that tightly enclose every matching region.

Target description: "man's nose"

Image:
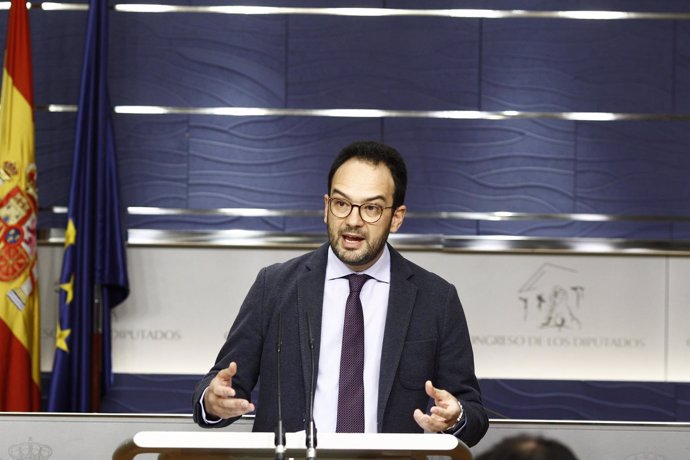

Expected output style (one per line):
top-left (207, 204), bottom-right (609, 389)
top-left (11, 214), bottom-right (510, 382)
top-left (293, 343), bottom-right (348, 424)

top-left (346, 205), bottom-right (365, 225)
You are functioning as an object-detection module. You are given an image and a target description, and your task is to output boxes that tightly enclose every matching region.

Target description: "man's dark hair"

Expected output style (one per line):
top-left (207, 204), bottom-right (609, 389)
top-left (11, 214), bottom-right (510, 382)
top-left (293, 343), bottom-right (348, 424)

top-left (327, 141), bottom-right (407, 209)
top-left (475, 434), bottom-right (578, 460)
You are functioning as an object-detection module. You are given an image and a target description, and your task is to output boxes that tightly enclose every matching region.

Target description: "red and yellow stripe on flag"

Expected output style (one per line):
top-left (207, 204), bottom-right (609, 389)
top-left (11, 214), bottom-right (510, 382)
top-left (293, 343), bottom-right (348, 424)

top-left (0, 0), bottom-right (40, 411)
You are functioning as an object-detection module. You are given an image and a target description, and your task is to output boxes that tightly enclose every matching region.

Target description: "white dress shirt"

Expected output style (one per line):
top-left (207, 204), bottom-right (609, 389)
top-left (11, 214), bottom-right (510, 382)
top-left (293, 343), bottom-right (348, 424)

top-left (201, 245), bottom-right (392, 430)
top-left (312, 245), bottom-right (391, 433)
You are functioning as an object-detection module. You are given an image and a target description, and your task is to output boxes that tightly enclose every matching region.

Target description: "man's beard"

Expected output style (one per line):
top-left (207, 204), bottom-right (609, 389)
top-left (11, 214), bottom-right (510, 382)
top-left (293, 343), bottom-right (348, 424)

top-left (327, 220), bottom-right (390, 269)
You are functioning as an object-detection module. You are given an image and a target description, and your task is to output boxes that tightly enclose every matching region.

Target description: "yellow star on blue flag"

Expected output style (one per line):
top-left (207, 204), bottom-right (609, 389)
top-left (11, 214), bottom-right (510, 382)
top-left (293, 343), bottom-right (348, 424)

top-left (59, 274), bottom-right (74, 305)
top-left (64, 218), bottom-right (76, 247)
top-left (55, 323), bottom-right (71, 353)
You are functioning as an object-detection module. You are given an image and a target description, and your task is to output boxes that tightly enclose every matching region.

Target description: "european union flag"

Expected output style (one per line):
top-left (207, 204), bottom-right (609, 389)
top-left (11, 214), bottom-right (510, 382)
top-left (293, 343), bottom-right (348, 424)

top-left (47, 0), bottom-right (129, 412)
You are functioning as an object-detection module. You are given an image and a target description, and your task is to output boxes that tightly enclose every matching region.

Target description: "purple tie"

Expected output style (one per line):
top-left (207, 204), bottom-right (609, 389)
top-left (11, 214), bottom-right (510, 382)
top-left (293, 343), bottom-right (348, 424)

top-left (336, 274), bottom-right (371, 433)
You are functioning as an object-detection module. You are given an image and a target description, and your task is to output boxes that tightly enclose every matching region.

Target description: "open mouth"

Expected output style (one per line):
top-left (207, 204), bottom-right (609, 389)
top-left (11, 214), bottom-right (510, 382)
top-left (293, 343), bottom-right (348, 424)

top-left (342, 233), bottom-right (364, 246)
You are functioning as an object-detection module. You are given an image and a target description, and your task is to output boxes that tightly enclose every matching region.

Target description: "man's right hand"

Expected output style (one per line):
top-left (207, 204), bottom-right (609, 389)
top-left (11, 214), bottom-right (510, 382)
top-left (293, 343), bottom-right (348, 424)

top-left (203, 361), bottom-right (256, 420)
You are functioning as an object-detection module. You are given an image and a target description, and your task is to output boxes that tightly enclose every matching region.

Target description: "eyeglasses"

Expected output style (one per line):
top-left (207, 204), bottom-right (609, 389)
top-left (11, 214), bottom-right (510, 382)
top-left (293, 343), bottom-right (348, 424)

top-left (328, 197), bottom-right (393, 223)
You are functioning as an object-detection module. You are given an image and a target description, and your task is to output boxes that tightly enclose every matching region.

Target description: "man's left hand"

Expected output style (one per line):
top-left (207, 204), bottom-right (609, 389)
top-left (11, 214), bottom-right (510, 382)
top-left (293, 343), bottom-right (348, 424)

top-left (413, 380), bottom-right (462, 432)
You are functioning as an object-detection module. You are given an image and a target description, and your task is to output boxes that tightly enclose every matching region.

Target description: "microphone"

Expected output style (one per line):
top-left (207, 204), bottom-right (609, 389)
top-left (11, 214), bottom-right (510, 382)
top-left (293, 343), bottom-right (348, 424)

top-left (305, 311), bottom-right (317, 460)
top-left (274, 313), bottom-right (286, 460)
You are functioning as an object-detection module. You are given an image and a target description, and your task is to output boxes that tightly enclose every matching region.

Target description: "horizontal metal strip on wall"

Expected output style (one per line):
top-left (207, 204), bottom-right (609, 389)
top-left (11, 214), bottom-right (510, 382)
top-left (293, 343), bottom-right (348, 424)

top-left (39, 206), bottom-right (690, 223)
top-left (36, 105), bottom-right (690, 122)
top-left (7, 3), bottom-right (690, 20)
top-left (36, 228), bottom-right (690, 255)
top-left (40, 207), bottom-right (690, 254)
top-left (107, 6), bottom-right (690, 20)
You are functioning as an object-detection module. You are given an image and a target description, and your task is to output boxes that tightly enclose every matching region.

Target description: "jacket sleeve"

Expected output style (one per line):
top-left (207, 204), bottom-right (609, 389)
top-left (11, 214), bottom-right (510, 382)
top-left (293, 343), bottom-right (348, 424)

top-left (438, 284), bottom-right (489, 447)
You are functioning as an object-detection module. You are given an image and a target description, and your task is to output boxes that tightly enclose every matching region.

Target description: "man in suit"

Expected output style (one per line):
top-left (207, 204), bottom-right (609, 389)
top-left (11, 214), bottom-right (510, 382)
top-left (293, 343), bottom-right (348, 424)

top-left (193, 141), bottom-right (489, 447)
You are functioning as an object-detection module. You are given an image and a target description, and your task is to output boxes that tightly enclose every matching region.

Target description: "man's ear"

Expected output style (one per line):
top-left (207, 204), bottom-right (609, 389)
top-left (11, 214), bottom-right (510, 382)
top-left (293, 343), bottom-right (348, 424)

top-left (389, 205), bottom-right (406, 233)
top-left (323, 194), bottom-right (329, 224)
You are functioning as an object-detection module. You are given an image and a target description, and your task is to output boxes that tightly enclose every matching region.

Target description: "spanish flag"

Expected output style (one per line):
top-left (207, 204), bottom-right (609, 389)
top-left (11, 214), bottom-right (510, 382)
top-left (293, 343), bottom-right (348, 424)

top-left (0, 0), bottom-right (40, 411)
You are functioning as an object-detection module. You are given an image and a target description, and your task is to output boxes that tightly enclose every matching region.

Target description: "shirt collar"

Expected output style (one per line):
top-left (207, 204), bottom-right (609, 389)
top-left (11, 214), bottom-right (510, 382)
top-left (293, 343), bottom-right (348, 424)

top-left (326, 244), bottom-right (391, 284)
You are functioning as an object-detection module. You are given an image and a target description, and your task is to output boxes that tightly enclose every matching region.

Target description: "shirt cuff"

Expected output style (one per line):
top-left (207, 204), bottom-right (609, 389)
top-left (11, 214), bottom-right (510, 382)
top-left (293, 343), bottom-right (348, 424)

top-left (445, 414), bottom-right (467, 436)
top-left (199, 386), bottom-right (223, 424)
top-left (444, 398), bottom-right (466, 435)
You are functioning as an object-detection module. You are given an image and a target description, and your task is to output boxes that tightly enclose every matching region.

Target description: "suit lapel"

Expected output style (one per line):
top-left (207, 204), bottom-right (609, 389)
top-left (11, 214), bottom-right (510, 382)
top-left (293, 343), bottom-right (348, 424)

top-left (297, 244), bottom-right (328, 405)
top-left (377, 246), bottom-right (417, 427)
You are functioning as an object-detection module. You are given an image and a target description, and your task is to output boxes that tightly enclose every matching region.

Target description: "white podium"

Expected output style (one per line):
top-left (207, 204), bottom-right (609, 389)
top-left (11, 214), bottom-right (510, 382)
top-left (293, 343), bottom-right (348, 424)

top-left (112, 431), bottom-right (472, 459)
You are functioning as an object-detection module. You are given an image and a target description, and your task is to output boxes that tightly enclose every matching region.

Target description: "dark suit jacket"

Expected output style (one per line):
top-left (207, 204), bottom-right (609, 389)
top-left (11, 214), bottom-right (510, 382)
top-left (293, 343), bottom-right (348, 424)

top-left (193, 243), bottom-right (489, 447)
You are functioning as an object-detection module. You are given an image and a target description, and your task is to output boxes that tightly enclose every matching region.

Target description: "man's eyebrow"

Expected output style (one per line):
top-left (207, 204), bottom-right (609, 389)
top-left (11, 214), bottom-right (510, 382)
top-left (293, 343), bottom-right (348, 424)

top-left (331, 188), bottom-right (387, 203)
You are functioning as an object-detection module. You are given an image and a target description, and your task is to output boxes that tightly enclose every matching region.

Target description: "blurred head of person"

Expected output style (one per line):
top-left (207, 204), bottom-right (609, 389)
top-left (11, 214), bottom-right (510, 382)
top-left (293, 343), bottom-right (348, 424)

top-left (475, 434), bottom-right (578, 460)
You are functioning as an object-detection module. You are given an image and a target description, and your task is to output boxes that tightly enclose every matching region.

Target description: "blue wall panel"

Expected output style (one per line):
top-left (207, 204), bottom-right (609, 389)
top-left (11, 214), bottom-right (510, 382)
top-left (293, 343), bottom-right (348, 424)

top-left (386, 118), bottom-right (576, 213)
top-left (481, 19), bottom-right (674, 112)
top-left (109, 13), bottom-right (287, 107)
top-left (117, 116), bottom-right (381, 231)
top-left (385, 118), bottom-right (578, 236)
top-left (480, 379), bottom-right (682, 421)
top-left (675, 22), bottom-right (690, 113)
top-left (678, 384), bottom-right (690, 421)
top-left (575, 121), bottom-right (690, 216)
top-left (114, 114), bottom-right (191, 208)
top-left (30, 11), bottom-right (86, 105)
top-left (287, 16), bottom-right (480, 110)
top-left (672, 223), bottom-right (690, 239)
top-left (34, 112), bottom-right (75, 230)
top-left (34, 112), bottom-right (76, 207)
top-left (187, 116), bottom-right (377, 209)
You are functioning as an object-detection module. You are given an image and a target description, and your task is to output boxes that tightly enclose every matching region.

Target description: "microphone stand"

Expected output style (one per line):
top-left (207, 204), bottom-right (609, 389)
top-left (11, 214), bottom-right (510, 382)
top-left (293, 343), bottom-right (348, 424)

top-left (305, 312), bottom-right (317, 460)
top-left (274, 313), bottom-right (286, 460)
